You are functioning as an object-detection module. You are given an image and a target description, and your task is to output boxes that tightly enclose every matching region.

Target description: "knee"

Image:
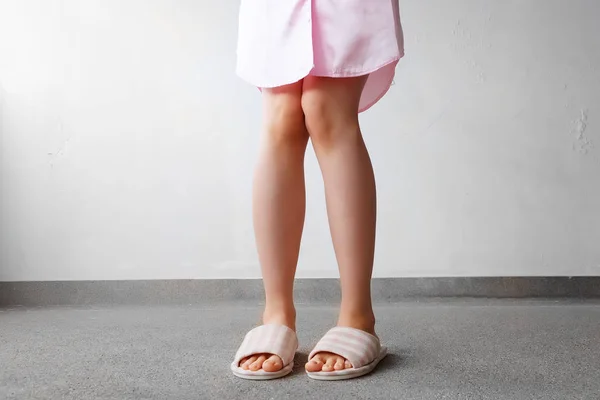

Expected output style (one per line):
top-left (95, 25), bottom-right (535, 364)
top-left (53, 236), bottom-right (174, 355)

top-left (301, 92), bottom-right (359, 150)
top-left (264, 99), bottom-right (308, 146)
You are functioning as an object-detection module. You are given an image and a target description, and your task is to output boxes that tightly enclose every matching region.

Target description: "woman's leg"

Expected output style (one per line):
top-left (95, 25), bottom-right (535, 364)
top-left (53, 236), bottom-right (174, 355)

top-left (239, 81), bottom-right (309, 373)
top-left (301, 75), bottom-right (377, 372)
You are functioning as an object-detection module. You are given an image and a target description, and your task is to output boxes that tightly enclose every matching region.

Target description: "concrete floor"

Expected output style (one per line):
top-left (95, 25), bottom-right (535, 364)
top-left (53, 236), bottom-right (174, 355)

top-left (0, 300), bottom-right (599, 400)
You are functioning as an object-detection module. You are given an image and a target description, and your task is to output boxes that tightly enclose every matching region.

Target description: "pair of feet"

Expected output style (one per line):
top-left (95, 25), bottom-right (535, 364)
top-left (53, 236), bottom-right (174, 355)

top-left (239, 349), bottom-right (355, 373)
top-left (238, 311), bottom-right (377, 373)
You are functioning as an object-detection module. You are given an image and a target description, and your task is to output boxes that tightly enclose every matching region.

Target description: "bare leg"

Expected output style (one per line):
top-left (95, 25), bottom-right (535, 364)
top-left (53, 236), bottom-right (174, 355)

top-left (239, 81), bottom-right (309, 373)
top-left (301, 76), bottom-right (377, 372)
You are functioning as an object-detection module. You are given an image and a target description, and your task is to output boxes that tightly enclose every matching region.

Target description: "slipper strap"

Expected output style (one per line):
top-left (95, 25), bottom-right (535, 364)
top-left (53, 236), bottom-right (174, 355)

top-left (233, 324), bottom-right (298, 366)
top-left (308, 327), bottom-right (381, 369)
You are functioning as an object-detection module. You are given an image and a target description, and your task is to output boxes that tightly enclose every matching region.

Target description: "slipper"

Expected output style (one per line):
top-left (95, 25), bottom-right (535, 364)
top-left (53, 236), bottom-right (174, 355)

top-left (306, 326), bottom-right (387, 381)
top-left (231, 324), bottom-right (298, 380)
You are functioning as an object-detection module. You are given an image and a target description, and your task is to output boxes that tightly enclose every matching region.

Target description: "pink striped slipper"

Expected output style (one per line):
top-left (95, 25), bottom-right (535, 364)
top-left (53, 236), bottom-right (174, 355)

top-left (306, 327), bottom-right (387, 381)
top-left (231, 324), bottom-right (298, 380)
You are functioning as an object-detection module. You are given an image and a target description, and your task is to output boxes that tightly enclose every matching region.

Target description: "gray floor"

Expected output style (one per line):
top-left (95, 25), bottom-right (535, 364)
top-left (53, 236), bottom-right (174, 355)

top-left (1, 300), bottom-right (599, 400)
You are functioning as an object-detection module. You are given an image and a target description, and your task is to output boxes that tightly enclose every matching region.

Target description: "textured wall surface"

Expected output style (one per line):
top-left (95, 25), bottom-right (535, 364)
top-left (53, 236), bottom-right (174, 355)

top-left (0, 0), bottom-right (599, 281)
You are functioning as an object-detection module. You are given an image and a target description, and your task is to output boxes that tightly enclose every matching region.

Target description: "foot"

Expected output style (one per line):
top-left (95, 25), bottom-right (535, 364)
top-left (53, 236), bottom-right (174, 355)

top-left (305, 313), bottom-right (376, 373)
top-left (238, 308), bottom-right (296, 373)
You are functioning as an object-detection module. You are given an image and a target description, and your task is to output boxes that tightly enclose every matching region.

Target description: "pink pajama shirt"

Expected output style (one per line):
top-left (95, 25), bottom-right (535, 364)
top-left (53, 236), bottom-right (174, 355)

top-left (236, 0), bottom-right (404, 112)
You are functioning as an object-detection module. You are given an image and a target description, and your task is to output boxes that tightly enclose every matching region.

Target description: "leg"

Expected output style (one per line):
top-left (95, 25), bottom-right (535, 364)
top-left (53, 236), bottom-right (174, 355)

top-left (302, 76), bottom-right (377, 372)
top-left (239, 81), bottom-right (309, 373)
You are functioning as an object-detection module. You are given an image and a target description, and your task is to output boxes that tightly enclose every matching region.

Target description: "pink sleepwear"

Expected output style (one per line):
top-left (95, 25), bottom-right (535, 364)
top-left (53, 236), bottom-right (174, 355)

top-left (236, 0), bottom-right (404, 112)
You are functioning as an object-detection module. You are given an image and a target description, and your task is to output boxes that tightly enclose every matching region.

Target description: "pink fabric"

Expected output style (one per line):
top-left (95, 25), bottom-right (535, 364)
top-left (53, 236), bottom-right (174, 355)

top-left (308, 327), bottom-right (381, 369)
top-left (233, 324), bottom-right (298, 367)
top-left (236, 0), bottom-right (404, 113)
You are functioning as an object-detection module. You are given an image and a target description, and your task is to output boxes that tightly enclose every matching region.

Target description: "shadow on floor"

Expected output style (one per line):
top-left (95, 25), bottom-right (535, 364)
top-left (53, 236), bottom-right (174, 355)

top-left (377, 351), bottom-right (407, 372)
top-left (292, 352), bottom-right (309, 374)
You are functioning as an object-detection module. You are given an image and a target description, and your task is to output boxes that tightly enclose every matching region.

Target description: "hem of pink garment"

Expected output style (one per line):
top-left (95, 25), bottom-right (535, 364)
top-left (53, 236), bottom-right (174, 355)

top-left (359, 56), bottom-right (403, 113)
top-left (237, 64), bottom-right (314, 91)
top-left (312, 54), bottom-right (404, 113)
top-left (242, 52), bottom-right (405, 113)
top-left (310, 53), bottom-right (403, 79)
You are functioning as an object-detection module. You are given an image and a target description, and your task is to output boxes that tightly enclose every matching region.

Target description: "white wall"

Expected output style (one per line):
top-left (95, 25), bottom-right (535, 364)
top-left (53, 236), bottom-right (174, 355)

top-left (0, 0), bottom-right (599, 281)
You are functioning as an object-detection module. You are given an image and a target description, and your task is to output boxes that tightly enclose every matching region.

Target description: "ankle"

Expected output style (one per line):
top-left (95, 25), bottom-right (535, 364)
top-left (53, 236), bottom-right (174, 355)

top-left (338, 308), bottom-right (376, 335)
top-left (263, 305), bottom-right (296, 331)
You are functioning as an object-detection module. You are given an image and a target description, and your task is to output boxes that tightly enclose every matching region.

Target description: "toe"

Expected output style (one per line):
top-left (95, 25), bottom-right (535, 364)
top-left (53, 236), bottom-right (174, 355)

top-left (305, 354), bottom-right (325, 372)
top-left (321, 355), bottom-right (337, 372)
top-left (249, 354), bottom-right (267, 371)
top-left (344, 360), bottom-right (352, 369)
top-left (334, 357), bottom-right (345, 370)
top-left (262, 354), bottom-right (284, 373)
top-left (241, 355), bottom-right (257, 370)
